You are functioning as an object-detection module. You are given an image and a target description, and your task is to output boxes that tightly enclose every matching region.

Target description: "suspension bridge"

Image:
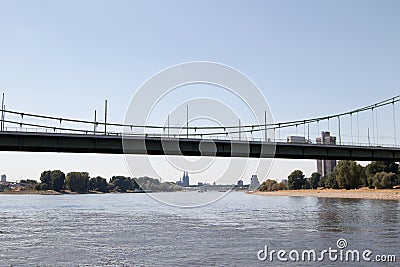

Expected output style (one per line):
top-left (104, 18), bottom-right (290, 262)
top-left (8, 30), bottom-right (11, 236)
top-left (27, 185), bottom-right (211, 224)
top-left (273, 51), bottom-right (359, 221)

top-left (0, 95), bottom-right (399, 161)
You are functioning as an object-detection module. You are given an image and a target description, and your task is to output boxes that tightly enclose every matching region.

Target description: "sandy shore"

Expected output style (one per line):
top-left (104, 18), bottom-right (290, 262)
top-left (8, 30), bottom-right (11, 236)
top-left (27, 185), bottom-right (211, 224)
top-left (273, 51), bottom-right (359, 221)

top-left (0, 189), bottom-right (62, 195)
top-left (251, 188), bottom-right (400, 200)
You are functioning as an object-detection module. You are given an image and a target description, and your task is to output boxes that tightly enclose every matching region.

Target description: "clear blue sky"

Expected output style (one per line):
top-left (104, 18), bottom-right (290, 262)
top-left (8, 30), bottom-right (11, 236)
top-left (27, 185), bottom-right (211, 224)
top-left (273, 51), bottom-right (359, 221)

top-left (0, 0), bottom-right (399, 182)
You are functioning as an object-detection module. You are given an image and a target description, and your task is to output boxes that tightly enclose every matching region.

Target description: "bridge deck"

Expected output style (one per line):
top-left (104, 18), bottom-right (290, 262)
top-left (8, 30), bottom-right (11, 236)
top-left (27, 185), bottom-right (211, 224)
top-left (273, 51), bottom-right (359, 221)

top-left (0, 132), bottom-right (399, 161)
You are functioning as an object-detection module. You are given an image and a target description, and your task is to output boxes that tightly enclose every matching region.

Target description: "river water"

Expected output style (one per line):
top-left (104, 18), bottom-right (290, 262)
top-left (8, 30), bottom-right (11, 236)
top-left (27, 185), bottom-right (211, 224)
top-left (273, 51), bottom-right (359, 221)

top-left (0, 192), bottom-right (399, 266)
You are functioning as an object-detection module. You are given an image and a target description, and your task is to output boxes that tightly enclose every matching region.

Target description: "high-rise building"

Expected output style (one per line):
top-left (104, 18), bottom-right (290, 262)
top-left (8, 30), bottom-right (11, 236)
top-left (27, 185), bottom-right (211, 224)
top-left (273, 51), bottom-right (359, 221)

top-left (249, 174), bottom-right (260, 190)
top-left (316, 131), bottom-right (337, 177)
top-left (1, 174), bottom-right (6, 183)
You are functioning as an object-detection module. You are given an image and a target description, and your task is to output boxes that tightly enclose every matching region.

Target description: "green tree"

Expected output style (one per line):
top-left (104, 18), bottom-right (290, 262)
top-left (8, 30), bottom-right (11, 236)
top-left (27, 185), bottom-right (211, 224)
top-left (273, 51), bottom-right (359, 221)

top-left (355, 165), bottom-right (367, 187)
top-left (259, 179), bottom-right (278, 191)
top-left (372, 172), bottom-right (397, 189)
top-left (65, 172), bottom-right (89, 193)
top-left (288, 170), bottom-right (306, 190)
top-left (324, 172), bottom-right (338, 189)
top-left (39, 170), bottom-right (51, 188)
top-left (365, 161), bottom-right (385, 179)
top-left (110, 176), bottom-right (129, 192)
top-left (366, 161), bottom-right (399, 187)
top-left (383, 162), bottom-right (399, 174)
top-left (318, 176), bottom-right (325, 188)
top-left (110, 176), bottom-right (140, 192)
top-left (50, 170), bottom-right (65, 192)
top-left (302, 180), bottom-right (311, 190)
top-left (35, 183), bottom-right (48, 191)
top-left (26, 179), bottom-right (38, 184)
top-left (335, 160), bottom-right (362, 189)
top-left (88, 176), bottom-right (108, 192)
top-left (310, 172), bottom-right (321, 189)
top-left (107, 183), bottom-right (116, 192)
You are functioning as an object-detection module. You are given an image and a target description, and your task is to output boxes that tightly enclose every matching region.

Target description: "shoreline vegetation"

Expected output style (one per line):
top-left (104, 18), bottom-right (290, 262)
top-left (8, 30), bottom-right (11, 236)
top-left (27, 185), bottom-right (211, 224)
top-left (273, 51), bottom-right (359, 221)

top-left (255, 160), bottom-right (400, 201)
top-left (0, 170), bottom-right (182, 195)
top-left (0, 189), bottom-right (147, 195)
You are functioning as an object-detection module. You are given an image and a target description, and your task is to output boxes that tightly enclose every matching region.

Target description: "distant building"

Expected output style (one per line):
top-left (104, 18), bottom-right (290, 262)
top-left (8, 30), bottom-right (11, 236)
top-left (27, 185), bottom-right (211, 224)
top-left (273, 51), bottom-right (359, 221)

top-left (281, 179), bottom-right (288, 183)
top-left (316, 131), bottom-right (337, 177)
top-left (249, 175), bottom-right (260, 190)
top-left (237, 180), bottom-right (244, 187)
top-left (1, 174), bottom-right (6, 183)
top-left (182, 171), bottom-right (189, 187)
top-left (176, 171), bottom-right (190, 187)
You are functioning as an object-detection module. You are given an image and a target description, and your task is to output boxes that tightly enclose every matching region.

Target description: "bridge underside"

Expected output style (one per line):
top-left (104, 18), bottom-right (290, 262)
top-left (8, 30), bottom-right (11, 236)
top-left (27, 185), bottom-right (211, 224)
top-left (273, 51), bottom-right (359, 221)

top-left (0, 132), bottom-right (399, 161)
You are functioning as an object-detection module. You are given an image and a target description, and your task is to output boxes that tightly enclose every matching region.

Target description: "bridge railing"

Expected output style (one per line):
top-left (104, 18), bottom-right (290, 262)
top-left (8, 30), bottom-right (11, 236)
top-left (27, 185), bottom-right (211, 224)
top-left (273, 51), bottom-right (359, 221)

top-left (0, 95), bottom-right (399, 148)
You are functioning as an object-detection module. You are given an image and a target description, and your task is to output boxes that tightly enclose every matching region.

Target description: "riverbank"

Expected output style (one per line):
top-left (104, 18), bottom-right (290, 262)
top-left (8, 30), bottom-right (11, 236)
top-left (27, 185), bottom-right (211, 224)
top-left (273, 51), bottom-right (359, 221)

top-left (0, 189), bottom-right (62, 195)
top-left (251, 188), bottom-right (400, 200)
top-left (0, 189), bottom-right (151, 195)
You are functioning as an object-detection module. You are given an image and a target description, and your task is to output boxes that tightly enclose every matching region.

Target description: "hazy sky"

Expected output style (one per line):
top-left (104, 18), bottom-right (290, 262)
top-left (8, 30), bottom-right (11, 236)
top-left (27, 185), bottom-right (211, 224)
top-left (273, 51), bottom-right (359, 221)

top-left (0, 0), bottom-right (399, 182)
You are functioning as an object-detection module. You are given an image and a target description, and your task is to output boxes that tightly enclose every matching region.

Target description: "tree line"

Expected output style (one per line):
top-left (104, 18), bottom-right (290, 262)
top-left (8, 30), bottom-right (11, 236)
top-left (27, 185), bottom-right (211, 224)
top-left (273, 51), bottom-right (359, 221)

top-left (35, 170), bottom-right (181, 193)
top-left (259, 161), bottom-right (400, 191)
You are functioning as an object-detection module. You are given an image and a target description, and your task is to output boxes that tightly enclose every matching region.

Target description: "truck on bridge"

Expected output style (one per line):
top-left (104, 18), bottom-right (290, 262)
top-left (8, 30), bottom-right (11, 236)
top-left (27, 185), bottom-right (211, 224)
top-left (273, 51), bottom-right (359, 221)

top-left (287, 136), bottom-right (308, 144)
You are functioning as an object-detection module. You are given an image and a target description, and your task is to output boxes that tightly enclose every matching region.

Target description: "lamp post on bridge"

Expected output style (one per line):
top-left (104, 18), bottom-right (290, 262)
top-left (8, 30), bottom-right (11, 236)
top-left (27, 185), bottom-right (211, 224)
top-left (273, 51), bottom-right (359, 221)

top-left (94, 109), bottom-right (97, 134)
top-left (104, 99), bottom-right (107, 135)
top-left (186, 105), bottom-right (189, 138)
top-left (264, 110), bottom-right (267, 142)
top-left (1, 92), bottom-right (4, 131)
